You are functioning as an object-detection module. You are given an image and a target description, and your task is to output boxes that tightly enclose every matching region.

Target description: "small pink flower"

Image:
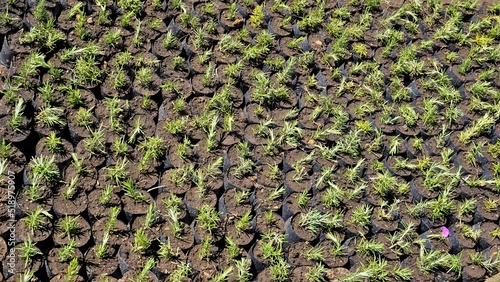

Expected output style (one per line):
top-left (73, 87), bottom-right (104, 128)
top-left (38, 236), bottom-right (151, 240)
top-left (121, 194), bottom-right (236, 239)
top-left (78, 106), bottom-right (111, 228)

top-left (441, 226), bottom-right (450, 238)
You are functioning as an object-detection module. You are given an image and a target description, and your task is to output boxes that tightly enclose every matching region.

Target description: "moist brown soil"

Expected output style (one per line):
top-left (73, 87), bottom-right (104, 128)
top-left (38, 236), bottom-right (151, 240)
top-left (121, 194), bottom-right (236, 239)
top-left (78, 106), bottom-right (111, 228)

top-left (91, 218), bottom-right (129, 247)
top-left (85, 246), bottom-right (120, 278)
top-left (52, 215), bottom-right (91, 247)
top-left (160, 221), bottom-right (195, 251)
top-left (52, 189), bottom-right (88, 216)
top-left (46, 247), bottom-right (84, 277)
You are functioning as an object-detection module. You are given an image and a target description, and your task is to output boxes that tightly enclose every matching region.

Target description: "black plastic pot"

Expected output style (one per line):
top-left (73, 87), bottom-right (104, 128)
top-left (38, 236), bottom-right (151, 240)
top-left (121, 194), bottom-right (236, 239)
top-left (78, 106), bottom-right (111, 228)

top-left (189, 220), bottom-right (224, 245)
top-left (120, 269), bottom-right (160, 282)
top-left (117, 243), bottom-right (156, 275)
top-left (167, 18), bottom-right (187, 38)
top-left (461, 264), bottom-right (486, 282)
top-left (0, 39), bottom-right (13, 67)
top-left (478, 222), bottom-right (500, 251)
top-left (281, 190), bottom-right (316, 222)
top-left (446, 66), bottom-right (467, 88)
top-left (218, 190), bottom-right (255, 215)
top-left (3, 243), bottom-right (43, 279)
top-left (473, 199), bottom-right (500, 225)
top-left (248, 243), bottom-right (268, 273)
top-left (252, 211), bottom-right (285, 235)
top-left (291, 23), bottom-right (301, 37)
top-left (420, 213), bottom-right (447, 233)
top-left (44, 246), bottom-right (84, 279)
top-left (448, 223), bottom-right (479, 254)
top-left (284, 213), bottom-right (320, 243)
top-left (420, 228), bottom-right (453, 255)
top-left (116, 250), bottom-right (129, 277)
top-left (435, 271), bottom-right (460, 282)
top-left (315, 71), bottom-right (330, 88)
top-left (370, 216), bottom-right (399, 235)
top-left (409, 176), bottom-right (441, 204)
top-left (183, 190), bottom-right (217, 219)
